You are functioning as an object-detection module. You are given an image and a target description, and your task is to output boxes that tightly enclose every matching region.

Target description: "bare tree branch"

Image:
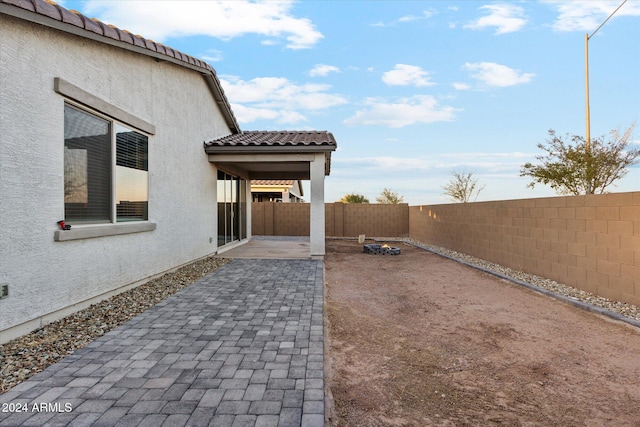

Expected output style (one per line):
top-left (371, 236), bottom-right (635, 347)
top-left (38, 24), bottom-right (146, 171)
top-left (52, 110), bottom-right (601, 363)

top-left (442, 170), bottom-right (485, 203)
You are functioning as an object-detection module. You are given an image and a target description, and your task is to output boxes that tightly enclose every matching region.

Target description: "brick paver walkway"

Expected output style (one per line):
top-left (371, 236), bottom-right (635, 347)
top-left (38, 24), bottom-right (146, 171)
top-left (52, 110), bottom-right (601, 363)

top-left (0, 259), bottom-right (325, 427)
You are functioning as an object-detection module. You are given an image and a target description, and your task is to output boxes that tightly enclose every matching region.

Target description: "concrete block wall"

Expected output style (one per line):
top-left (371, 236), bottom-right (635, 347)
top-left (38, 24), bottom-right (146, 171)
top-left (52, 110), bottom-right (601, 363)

top-left (274, 203), bottom-right (310, 236)
top-left (252, 202), bottom-right (409, 238)
top-left (409, 192), bottom-right (640, 306)
top-left (332, 203), bottom-right (409, 237)
top-left (251, 202), bottom-right (310, 236)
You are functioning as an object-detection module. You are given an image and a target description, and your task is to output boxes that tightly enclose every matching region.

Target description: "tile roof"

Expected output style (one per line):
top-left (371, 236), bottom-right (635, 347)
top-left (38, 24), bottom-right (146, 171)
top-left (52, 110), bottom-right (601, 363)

top-left (204, 131), bottom-right (337, 150)
top-left (0, 0), bottom-right (240, 133)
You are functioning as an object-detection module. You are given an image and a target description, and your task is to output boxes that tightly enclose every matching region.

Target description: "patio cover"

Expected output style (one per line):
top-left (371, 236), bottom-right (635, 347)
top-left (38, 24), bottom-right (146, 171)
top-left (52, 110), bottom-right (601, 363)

top-left (204, 131), bottom-right (337, 257)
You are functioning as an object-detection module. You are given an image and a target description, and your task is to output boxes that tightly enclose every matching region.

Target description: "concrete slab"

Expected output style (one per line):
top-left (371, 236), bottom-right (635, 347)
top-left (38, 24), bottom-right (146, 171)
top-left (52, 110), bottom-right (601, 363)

top-left (218, 236), bottom-right (311, 260)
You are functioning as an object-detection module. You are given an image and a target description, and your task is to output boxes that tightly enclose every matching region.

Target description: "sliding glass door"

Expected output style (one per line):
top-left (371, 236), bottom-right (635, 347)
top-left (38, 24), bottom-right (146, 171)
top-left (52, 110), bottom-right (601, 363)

top-left (217, 171), bottom-right (246, 247)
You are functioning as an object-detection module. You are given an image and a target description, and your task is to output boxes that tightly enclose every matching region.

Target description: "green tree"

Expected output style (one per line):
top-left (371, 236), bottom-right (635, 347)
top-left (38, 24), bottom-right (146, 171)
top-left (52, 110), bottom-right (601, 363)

top-left (520, 125), bottom-right (639, 195)
top-left (376, 188), bottom-right (404, 204)
top-left (442, 170), bottom-right (484, 203)
top-left (339, 193), bottom-right (370, 203)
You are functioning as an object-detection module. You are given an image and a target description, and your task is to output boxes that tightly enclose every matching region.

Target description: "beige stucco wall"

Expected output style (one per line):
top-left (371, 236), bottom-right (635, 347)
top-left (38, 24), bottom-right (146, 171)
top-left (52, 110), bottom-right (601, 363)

top-left (0, 15), bottom-right (231, 341)
top-left (409, 192), bottom-right (640, 306)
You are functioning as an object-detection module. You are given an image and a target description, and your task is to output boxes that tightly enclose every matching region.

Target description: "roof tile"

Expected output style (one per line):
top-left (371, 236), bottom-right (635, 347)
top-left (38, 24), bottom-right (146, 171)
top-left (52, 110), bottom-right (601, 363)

top-left (205, 131), bottom-right (337, 149)
top-left (143, 38), bottom-right (158, 52)
top-left (35, 0), bottom-right (60, 20)
top-left (82, 16), bottom-right (103, 35)
top-left (164, 45), bottom-right (177, 59)
top-left (155, 42), bottom-right (168, 56)
top-left (2, 0), bottom-right (34, 12)
top-left (99, 22), bottom-right (119, 40)
top-left (130, 33), bottom-right (147, 48)
top-left (115, 27), bottom-right (134, 44)
top-left (59, 7), bottom-right (83, 27)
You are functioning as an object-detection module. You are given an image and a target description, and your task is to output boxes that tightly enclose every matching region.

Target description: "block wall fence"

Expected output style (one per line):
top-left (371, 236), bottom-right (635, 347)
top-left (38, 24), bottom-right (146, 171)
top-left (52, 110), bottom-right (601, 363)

top-left (252, 192), bottom-right (639, 306)
top-left (252, 202), bottom-right (410, 237)
top-left (409, 192), bottom-right (640, 306)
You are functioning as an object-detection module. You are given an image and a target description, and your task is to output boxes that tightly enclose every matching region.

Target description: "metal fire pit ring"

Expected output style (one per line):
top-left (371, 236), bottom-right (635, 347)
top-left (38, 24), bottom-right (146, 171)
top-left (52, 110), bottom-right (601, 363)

top-left (363, 244), bottom-right (401, 255)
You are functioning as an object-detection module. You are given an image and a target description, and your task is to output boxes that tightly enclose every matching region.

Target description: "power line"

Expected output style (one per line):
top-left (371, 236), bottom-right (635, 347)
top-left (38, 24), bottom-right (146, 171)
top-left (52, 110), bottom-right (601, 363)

top-left (589, 0), bottom-right (628, 39)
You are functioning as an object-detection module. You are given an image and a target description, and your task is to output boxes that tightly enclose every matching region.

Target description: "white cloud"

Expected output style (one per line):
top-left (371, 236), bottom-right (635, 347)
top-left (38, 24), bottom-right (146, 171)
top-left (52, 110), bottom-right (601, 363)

top-left (398, 10), bottom-right (436, 23)
top-left (372, 10), bottom-right (435, 27)
top-left (229, 104), bottom-right (309, 125)
top-left (82, 0), bottom-right (323, 49)
top-left (200, 49), bottom-right (223, 63)
top-left (463, 62), bottom-right (535, 87)
top-left (229, 104), bottom-right (282, 123)
top-left (309, 64), bottom-right (340, 77)
top-left (543, 0), bottom-right (640, 32)
top-left (382, 64), bottom-right (435, 87)
top-left (464, 4), bottom-right (527, 34)
top-left (452, 82), bottom-right (471, 90)
top-left (343, 95), bottom-right (460, 128)
top-left (335, 152), bottom-right (534, 172)
top-left (220, 75), bottom-right (347, 124)
top-left (276, 110), bottom-right (308, 124)
top-left (327, 151), bottom-right (555, 204)
top-left (221, 76), bottom-right (347, 109)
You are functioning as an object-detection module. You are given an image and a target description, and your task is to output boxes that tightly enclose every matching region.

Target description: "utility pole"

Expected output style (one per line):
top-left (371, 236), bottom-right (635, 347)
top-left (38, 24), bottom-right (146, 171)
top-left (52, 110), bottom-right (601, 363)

top-left (585, 0), bottom-right (628, 153)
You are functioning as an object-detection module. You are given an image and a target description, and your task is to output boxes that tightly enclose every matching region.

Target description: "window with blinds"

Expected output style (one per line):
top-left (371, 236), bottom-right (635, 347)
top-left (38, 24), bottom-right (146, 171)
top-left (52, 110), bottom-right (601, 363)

top-left (64, 103), bottom-right (149, 223)
top-left (116, 125), bottom-right (148, 221)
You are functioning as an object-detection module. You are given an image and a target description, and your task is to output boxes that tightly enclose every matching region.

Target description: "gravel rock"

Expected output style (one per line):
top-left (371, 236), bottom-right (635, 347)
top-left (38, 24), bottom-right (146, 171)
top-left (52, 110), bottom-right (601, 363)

top-left (0, 256), bottom-right (228, 393)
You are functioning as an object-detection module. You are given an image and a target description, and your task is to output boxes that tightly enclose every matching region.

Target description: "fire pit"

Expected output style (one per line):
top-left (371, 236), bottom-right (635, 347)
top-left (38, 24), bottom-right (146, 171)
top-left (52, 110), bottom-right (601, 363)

top-left (363, 243), bottom-right (401, 255)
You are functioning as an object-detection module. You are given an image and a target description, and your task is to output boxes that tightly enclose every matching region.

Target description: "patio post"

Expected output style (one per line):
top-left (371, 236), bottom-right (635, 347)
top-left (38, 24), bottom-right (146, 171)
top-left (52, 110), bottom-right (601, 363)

top-left (310, 153), bottom-right (326, 258)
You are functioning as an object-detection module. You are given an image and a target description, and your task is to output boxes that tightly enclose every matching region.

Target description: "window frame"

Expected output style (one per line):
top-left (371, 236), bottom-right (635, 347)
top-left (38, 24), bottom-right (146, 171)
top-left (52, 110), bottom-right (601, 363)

top-left (55, 78), bottom-right (156, 241)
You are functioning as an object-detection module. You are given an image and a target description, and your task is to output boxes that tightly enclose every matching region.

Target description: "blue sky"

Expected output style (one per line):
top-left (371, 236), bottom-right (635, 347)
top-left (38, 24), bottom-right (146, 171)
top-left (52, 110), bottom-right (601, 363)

top-left (62, 0), bottom-right (640, 204)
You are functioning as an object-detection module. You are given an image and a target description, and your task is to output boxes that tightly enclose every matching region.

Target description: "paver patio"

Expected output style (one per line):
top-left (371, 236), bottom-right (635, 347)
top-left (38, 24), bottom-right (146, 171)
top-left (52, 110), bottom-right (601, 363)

top-left (0, 258), bottom-right (325, 427)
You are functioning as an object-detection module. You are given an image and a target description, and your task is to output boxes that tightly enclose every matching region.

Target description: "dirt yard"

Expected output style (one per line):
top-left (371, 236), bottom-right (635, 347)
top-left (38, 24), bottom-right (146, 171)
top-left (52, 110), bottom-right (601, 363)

top-left (324, 239), bottom-right (640, 427)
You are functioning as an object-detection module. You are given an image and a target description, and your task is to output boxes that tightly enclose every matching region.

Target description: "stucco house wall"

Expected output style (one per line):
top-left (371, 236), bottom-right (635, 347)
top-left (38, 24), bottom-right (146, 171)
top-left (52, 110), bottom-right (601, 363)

top-left (0, 14), bottom-right (233, 341)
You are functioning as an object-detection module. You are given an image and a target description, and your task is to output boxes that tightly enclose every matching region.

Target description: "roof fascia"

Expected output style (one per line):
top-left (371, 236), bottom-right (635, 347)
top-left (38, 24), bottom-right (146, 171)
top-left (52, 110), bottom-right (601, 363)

top-left (201, 73), bottom-right (241, 134)
top-left (209, 151), bottom-right (332, 176)
top-left (204, 145), bottom-right (336, 155)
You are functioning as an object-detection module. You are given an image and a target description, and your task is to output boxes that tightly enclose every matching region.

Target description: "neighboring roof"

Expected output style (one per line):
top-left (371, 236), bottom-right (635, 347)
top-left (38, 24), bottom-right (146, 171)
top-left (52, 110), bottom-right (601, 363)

top-left (251, 180), bottom-right (296, 186)
top-left (0, 0), bottom-right (240, 134)
top-left (204, 131), bottom-right (337, 152)
top-left (251, 180), bottom-right (304, 199)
